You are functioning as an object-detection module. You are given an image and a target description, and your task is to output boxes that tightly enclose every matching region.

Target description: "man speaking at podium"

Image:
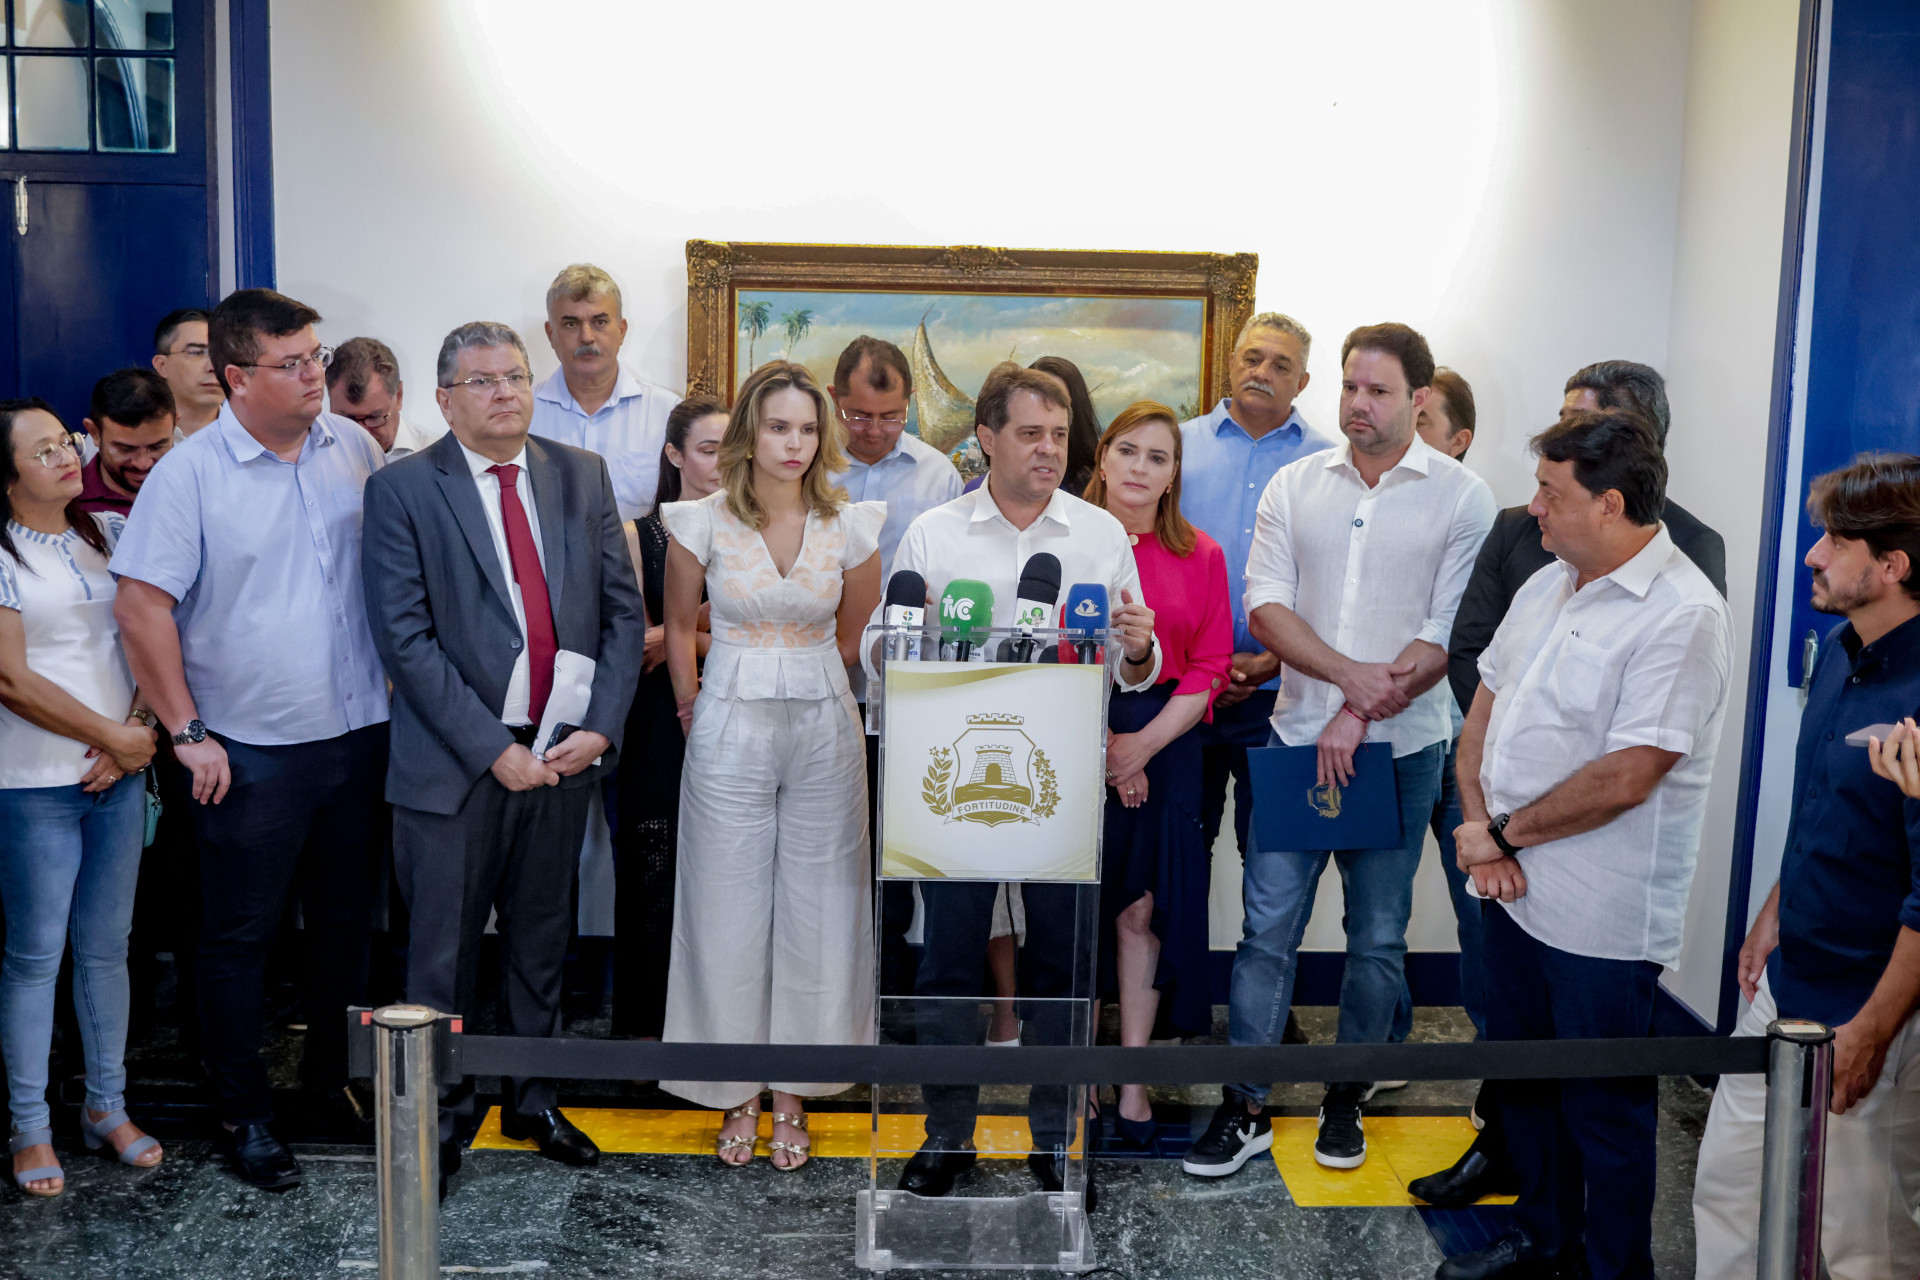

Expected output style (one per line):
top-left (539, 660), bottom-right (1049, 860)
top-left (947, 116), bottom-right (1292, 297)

top-left (873, 361), bottom-right (1159, 1202)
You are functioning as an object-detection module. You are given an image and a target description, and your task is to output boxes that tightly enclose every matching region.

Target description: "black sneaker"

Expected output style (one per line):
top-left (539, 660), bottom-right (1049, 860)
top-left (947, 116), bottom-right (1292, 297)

top-left (1314, 1084), bottom-right (1367, 1169)
top-left (1180, 1097), bottom-right (1273, 1177)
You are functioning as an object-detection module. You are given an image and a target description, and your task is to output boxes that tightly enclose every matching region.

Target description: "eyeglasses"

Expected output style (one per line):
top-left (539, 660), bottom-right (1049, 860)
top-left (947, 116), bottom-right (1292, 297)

top-left (840, 409), bottom-right (909, 427)
top-left (339, 411), bottom-right (393, 430)
top-left (444, 373), bottom-right (534, 394)
top-left (28, 437), bottom-right (79, 469)
top-left (236, 346), bottom-right (333, 376)
top-left (162, 343), bottom-right (210, 361)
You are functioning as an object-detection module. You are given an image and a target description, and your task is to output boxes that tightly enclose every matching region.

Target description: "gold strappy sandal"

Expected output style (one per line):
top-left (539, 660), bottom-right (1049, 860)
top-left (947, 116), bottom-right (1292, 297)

top-left (716, 1102), bottom-right (759, 1166)
top-left (768, 1110), bottom-right (811, 1171)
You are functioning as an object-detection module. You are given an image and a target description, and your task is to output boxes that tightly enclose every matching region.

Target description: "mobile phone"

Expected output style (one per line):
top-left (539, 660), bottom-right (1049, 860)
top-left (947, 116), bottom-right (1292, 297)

top-left (1845, 723), bottom-right (1901, 748)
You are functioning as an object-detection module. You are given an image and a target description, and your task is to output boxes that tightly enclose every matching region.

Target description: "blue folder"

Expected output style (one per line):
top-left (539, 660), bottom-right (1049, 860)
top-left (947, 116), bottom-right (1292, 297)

top-left (1246, 742), bottom-right (1403, 853)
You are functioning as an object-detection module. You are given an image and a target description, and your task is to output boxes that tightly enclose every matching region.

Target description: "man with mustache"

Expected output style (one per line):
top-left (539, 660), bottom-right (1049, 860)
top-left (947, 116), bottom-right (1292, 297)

top-left (528, 263), bottom-right (682, 522)
top-left (1184, 323), bottom-right (1496, 1179)
top-left (1179, 313), bottom-right (1337, 911)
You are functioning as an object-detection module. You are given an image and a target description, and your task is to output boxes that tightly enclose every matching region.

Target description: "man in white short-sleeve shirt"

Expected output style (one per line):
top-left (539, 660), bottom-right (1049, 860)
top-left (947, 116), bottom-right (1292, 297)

top-left (1437, 410), bottom-right (1731, 1280)
top-left (1184, 323), bottom-right (1495, 1183)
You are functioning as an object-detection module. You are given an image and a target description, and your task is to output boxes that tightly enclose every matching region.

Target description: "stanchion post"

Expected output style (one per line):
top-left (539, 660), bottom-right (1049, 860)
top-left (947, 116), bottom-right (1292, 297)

top-left (1757, 1018), bottom-right (1834, 1280)
top-left (373, 1005), bottom-right (442, 1280)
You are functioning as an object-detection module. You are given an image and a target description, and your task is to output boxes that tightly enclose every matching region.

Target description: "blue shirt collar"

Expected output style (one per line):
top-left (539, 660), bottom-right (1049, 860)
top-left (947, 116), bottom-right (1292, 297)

top-left (1208, 397), bottom-right (1306, 444)
top-left (534, 361), bottom-right (645, 415)
top-left (214, 404), bottom-right (336, 464)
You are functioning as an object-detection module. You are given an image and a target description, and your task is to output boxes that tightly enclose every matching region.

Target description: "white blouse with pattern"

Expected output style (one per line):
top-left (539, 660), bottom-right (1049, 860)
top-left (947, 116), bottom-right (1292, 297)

top-left (0, 513), bottom-right (133, 788)
top-left (661, 493), bottom-right (884, 702)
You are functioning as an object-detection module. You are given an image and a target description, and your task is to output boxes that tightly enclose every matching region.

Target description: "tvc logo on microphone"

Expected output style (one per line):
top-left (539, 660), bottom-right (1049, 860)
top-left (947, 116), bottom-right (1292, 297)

top-left (941, 595), bottom-right (978, 622)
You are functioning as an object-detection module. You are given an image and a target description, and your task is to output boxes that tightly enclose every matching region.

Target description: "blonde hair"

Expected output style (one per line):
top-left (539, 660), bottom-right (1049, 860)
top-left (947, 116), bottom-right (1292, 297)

top-left (1080, 400), bottom-right (1197, 557)
top-left (720, 361), bottom-right (848, 529)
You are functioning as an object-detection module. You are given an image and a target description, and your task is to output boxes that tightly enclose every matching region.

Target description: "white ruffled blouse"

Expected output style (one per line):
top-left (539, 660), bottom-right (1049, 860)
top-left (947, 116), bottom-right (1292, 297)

top-left (661, 493), bottom-right (885, 701)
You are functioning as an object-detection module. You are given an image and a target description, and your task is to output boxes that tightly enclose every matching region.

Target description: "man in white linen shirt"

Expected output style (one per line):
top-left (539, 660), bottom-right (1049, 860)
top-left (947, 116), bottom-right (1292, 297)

top-left (1183, 323), bottom-right (1496, 1181)
top-left (876, 362), bottom-right (1158, 1207)
top-left (828, 335), bottom-right (963, 997)
top-left (1434, 411), bottom-right (1731, 1280)
top-left (528, 263), bottom-right (681, 522)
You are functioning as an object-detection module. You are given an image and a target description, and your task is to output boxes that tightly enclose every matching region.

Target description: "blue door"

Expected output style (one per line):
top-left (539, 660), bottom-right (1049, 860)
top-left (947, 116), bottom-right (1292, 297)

top-left (0, 0), bottom-right (214, 426)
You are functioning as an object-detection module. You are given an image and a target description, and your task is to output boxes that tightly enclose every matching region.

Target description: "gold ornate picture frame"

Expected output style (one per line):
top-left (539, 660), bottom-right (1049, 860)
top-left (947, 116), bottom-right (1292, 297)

top-left (685, 242), bottom-right (1257, 449)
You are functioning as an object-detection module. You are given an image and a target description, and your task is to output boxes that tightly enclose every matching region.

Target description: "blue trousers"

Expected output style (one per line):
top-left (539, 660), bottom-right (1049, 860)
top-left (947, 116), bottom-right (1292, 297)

top-left (1227, 739), bottom-right (1445, 1102)
top-left (1484, 904), bottom-right (1660, 1280)
top-left (1430, 738), bottom-right (1487, 1036)
top-left (0, 778), bottom-right (146, 1134)
top-left (1197, 689), bottom-right (1278, 856)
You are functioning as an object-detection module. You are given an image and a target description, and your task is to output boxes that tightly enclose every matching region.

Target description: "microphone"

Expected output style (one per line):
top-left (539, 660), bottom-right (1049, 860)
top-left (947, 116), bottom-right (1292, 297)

top-left (1010, 553), bottom-right (1062, 662)
top-left (939, 579), bottom-right (995, 661)
top-left (883, 570), bottom-right (927, 662)
top-left (1063, 583), bottom-right (1109, 665)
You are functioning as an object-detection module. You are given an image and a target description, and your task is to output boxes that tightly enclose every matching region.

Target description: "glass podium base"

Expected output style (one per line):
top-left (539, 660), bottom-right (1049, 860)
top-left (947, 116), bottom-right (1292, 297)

top-left (856, 1189), bottom-right (1093, 1272)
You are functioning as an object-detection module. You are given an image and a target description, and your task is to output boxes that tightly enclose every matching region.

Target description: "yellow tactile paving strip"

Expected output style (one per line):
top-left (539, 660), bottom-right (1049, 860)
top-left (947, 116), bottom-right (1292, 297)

top-left (471, 1107), bottom-right (1045, 1159)
top-left (1269, 1116), bottom-right (1517, 1207)
top-left (471, 1106), bottom-right (1505, 1208)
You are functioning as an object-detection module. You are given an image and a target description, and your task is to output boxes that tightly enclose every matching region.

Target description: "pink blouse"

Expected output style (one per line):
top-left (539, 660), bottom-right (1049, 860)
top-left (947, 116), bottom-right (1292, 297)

top-left (1131, 529), bottom-right (1235, 721)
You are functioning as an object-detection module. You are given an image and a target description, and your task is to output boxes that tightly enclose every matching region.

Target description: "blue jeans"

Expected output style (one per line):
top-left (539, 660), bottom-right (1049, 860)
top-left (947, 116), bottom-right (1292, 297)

top-left (0, 777), bottom-right (146, 1134)
top-left (1227, 738), bottom-right (1445, 1102)
top-left (1431, 737), bottom-right (1487, 1036)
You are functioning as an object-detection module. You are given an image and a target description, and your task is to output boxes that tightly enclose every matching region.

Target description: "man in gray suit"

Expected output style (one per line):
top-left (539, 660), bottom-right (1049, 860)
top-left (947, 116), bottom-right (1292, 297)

top-left (362, 321), bottom-right (644, 1189)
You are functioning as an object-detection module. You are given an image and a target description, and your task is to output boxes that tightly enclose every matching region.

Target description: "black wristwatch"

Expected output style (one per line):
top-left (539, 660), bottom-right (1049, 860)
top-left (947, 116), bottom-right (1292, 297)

top-left (170, 719), bottom-right (208, 746)
top-left (1488, 812), bottom-right (1523, 856)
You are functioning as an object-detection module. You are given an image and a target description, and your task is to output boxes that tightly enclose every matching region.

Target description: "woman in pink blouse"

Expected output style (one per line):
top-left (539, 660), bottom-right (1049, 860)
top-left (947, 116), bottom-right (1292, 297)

top-left (1083, 401), bottom-right (1234, 1149)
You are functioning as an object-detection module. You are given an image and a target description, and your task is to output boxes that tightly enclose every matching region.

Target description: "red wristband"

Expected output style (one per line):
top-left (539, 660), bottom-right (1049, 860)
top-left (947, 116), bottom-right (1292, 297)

top-left (1341, 704), bottom-right (1368, 725)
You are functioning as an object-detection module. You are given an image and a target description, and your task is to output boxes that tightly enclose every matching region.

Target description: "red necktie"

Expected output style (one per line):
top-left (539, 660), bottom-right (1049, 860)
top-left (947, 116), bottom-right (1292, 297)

top-left (486, 463), bottom-right (557, 724)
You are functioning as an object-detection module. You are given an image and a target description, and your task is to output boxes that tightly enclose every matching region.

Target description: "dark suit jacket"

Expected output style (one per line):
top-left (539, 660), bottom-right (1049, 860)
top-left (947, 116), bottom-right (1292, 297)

top-left (361, 430), bottom-right (646, 815)
top-left (1445, 498), bottom-right (1728, 716)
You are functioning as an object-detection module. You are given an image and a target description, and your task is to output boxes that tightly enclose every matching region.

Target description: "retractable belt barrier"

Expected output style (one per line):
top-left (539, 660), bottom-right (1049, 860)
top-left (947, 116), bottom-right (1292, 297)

top-left (352, 1008), bottom-right (1835, 1280)
top-left (345, 1013), bottom-right (1771, 1086)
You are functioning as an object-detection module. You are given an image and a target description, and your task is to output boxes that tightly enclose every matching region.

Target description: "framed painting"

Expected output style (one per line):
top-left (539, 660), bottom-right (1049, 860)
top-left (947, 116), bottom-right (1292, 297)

top-left (685, 241), bottom-right (1257, 475)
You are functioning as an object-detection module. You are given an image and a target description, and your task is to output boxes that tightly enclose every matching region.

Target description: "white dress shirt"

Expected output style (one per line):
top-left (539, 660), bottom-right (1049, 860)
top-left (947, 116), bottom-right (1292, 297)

top-left (387, 412), bottom-right (449, 460)
top-left (875, 482), bottom-right (1162, 691)
top-left (528, 360), bottom-right (680, 523)
top-left (1244, 434), bottom-right (1496, 756)
top-left (459, 440), bottom-right (547, 726)
top-left (1477, 526), bottom-right (1732, 965)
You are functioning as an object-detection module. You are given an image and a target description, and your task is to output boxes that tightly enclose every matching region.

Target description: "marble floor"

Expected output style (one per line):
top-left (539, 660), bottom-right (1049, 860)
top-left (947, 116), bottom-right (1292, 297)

top-left (0, 1004), bottom-right (1715, 1280)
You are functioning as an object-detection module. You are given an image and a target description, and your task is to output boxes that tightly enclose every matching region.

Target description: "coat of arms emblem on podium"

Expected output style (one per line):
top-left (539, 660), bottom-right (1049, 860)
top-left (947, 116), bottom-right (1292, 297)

top-left (922, 714), bottom-right (1060, 827)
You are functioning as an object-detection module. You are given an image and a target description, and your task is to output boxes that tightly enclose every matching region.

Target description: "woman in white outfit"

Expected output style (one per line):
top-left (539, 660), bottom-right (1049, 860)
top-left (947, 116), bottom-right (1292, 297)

top-left (660, 360), bottom-right (883, 1169)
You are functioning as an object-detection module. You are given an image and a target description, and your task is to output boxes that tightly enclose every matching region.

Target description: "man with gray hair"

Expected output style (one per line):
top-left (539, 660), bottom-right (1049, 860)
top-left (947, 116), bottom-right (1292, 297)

top-left (1179, 312), bottom-right (1338, 881)
top-left (362, 320), bottom-right (646, 1194)
top-left (326, 337), bottom-right (448, 459)
top-left (528, 263), bottom-right (682, 521)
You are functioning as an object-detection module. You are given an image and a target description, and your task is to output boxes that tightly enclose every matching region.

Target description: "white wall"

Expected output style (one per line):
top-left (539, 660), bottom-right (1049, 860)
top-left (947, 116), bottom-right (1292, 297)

top-left (266, 1), bottom-right (1804, 985)
top-left (1658, 0), bottom-right (1803, 1019)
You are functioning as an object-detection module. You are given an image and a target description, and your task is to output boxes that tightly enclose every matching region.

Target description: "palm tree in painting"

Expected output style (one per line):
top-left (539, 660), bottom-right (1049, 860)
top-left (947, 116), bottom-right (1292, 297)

top-left (738, 300), bottom-right (773, 370)
top-left (781, 308), bottom-right (816, 360)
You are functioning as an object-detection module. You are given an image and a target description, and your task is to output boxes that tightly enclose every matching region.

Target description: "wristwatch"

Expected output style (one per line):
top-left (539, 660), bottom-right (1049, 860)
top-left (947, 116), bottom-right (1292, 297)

top-left (1488, 812), bottom-right (1523, 856)
top-left (170, 719), bottom-right (208, 746)
top-left (128, 708), bottom-right (156, 730)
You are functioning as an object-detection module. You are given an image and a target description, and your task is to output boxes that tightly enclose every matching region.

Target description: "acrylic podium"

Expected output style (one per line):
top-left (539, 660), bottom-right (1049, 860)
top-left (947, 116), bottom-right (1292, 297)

top-left (856, 621), bottom-right (1117, 1273)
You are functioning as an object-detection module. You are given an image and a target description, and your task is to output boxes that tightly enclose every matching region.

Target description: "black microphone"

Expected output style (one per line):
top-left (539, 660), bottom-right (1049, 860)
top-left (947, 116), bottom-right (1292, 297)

top-left (1009, 553), bottom-right (1062, 663)
top-left (883, 570), bottom-right (927, 662)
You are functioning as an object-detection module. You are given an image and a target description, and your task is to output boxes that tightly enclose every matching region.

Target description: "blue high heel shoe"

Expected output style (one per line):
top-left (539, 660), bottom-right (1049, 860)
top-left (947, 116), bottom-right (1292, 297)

top-left (1112, 1112), bottom-right (1159, 1152)
top-left (80, 1109), bottom-right (162, 1167)
top-left (9, 1129), bottom-right (63, 1196)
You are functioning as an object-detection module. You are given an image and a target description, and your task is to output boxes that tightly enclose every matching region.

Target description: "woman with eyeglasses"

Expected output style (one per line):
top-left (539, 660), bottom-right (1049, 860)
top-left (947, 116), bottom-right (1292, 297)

top-left (1083, 401), bottom-right (1233, 1149)
top-left (0, 400), bottom-right (163, 1196)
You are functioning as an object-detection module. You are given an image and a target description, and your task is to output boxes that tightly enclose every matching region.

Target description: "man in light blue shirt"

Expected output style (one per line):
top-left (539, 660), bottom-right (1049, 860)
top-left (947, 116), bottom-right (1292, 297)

top-left (827, 335), bottom-right (963, 996)
top-left (529, 263), bottom-right (682, 522)
top-left (111, 289), bottom-right (389, 1191)
top-left (1179, 312), bottom-right (1335, 861)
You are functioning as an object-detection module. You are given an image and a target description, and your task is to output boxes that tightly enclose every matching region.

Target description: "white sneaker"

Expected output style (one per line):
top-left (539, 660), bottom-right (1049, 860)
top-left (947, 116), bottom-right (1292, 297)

top-left (1361, 1080), bottom-right (1408, 1102)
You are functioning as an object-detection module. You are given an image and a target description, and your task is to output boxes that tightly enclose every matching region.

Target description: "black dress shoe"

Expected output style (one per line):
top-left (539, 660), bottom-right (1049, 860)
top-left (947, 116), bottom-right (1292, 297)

top-left (1436, 1230), bottom-right (1580, 1280)
top-left (898, 1144), bottom-right (976, 1196)
top-left (1026, 1153), bottom-right (1098, 1214)
top-left (499, 1108), bottom-right (599, 1167)
top-left (1408, 1138), bottom-right (1520, 1209)
top-left (225, 1122), bottom-right (302, 1191)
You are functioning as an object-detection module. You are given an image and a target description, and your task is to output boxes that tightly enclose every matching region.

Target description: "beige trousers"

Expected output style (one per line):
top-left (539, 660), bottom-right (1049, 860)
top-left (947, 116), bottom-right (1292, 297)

top-left (661, 692), bottom-right (875, 1110)
top-left (1693, 971), bottom-right (1920, 1280)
